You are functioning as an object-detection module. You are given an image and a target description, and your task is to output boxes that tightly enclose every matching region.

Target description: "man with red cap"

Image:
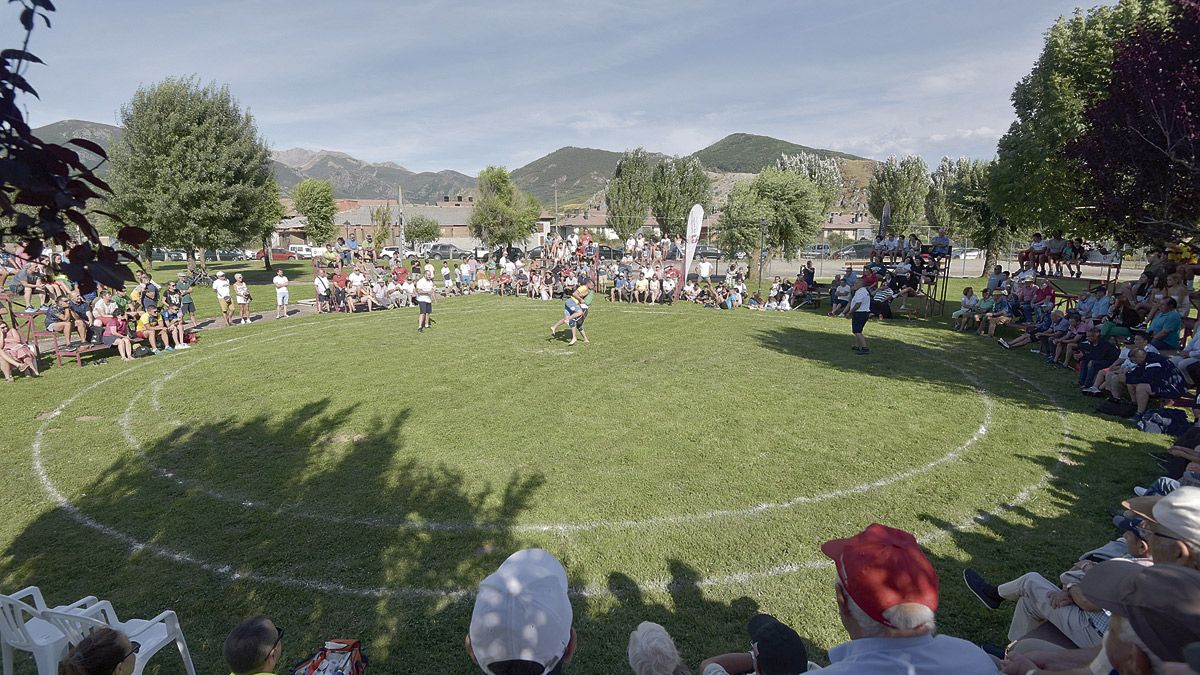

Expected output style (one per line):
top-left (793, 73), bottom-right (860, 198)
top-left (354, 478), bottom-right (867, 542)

top-left (819, 523), bottom-right (997, 673)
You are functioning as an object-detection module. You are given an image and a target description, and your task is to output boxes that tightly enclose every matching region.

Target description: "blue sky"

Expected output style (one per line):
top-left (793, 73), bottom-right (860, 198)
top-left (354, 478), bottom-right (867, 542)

top-left (7, 1), bottom-right (1094, 173)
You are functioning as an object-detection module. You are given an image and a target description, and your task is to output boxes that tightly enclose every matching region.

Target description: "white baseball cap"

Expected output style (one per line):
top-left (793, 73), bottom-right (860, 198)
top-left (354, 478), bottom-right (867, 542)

top-left (1125, 486), bottom-right (1200, 548)
top-left (469, 548), bottom-right (572, 674)
top-left (216, 271), bottom-right (226, 277)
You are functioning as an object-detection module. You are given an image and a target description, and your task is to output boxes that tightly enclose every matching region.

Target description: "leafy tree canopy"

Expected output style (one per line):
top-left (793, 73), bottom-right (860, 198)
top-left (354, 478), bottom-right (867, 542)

top-left (469, 166), bottom-right (540, 247)
top-left (605, 148), bottom-right (654, 240)
top-left (110, 76), bottom-right (281, 258)
top-left (405, 214), bottom-right (441, 247)
top-left (650, 156), bottom-right (711, 239)
top-left (867, 155), bottom-right (929, 230)
top-left (291, 178), bottom-right (336, 245)
top-left (777, 151), bottom-right (841, 213)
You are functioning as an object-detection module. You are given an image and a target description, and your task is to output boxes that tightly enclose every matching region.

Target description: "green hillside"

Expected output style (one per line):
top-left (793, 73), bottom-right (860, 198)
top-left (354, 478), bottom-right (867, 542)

top-left (691, 133), bottom-right (868, 173)
top-left (33, 119), bottom-right (123, 178)
top-left (511, 146), bottom-right (625, 206)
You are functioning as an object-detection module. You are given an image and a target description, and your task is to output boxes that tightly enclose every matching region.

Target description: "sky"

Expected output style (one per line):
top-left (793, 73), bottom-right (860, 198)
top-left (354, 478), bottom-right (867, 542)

top-left (6, 0), bottom-right (1096, 174)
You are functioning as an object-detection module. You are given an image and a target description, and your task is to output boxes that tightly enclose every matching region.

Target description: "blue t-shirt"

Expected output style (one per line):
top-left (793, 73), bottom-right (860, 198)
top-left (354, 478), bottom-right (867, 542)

top-left (821, 634), bottom-right (998, 674)
top-left (1149, 309), bottom-right (1182, 349)
top-left (1089, 295), bottom-right (1112, 319)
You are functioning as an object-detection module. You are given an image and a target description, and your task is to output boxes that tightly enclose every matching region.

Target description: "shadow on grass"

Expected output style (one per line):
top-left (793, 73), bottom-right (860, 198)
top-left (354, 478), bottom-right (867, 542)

top-left (0, 397), bottom-right (772, 674)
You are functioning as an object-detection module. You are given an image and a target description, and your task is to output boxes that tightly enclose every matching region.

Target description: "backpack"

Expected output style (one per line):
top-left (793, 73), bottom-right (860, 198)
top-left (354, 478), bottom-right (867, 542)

top-left (1138, 409), bottom-right (1192, 436)
top-left (291, 640), bottom-right (367, 675)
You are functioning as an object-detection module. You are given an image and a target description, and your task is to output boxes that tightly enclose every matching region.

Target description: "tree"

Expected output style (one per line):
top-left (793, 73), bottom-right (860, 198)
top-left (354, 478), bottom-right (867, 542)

top-left (370, 204), bottom-right (392, 252)
top-left (469, 166), bottom-right (540, 248)
top-left (867, 155), bottom-right (930, 231)
top-left (991, 1), bottom-right (1173, 235)
top-left (0, 1), bottom-right (146, 292)
top-left (110, 77), bottom-right (281, 271)
top-left (777, 151), bottom-right (842, 213)
top-left (292, 178), bottom-right (336, 247)
top-left (720, 168), bottom-right (824, 280)
top-left (650, 156), bottom-right (711, 239)
top-left (605, 148), bottom-right (653, 240)
top-left (951, 159), bottom-right (1008, 272)
top-left (716, 181), bottom-right (770, 262)
top-left (1068, 0), bottom-right (1199, 244)
top-left (405, 214), bottom-right (441, 248)
top-left (925, 157), bottom-right (963, 236)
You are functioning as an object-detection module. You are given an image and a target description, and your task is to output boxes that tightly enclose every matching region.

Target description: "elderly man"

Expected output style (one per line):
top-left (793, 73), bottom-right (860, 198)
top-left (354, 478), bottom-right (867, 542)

top-left (1125, 487), bottom-right (1200, 570)
top-left (466, 548), bottom-right (576, 675)
top-left (223, 615), bottom-right (284, 675)
top-left (816, 523), bottom-right (996, 672)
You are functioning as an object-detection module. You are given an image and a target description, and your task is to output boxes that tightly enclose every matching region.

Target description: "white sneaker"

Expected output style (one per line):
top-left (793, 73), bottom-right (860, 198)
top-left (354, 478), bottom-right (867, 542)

top-left (1133, 486), bottom-right (1150, 497)
top-left (176, 343), bottom-right (190, 350)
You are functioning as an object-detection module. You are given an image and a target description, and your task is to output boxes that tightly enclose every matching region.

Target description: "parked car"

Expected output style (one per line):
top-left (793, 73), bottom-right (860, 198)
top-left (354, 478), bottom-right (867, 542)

top-left (287, 244), bottom-right (316, 259)
top-left (490, 246), bottom-right (524, 262)
top-left (949, 247), bottom-right (983, 259)
top-left (425, 243), bottom-right (468, 260)
top-left (525, 246), bottom-right (546, 260)
top-left (801, 243), bottom-right (832, 258)
top-left (256, 248), bottom-right (299, 261)
top-left (378, 246), bottom-right (418, 260)
top-left (832, 242), bottom-right (876, 260)
top-left (694, 244), bottom-right (723, 260)
top-left (598, 245), bottom-right (624, 260)
top-left (150, 248), bottom-right (186, 262)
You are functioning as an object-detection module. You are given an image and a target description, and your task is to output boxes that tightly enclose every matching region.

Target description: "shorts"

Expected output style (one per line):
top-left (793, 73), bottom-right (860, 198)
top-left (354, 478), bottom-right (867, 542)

top-left (564, 300), bottom-right (580, 318)
top-left (136, 330), bottom-right (147, 340)
top-left (851, 311), bottom-right (870, 334)
top-left (443, 279), bottom-right (452, 287)
top-left (276, 291), bottom-right (289, 305)
top-left (218, 296), bottom-right (231, 312)
top-left (418, 301), bottom-right (432, 315)
top-left (181, 301), bottom-right (196, 314)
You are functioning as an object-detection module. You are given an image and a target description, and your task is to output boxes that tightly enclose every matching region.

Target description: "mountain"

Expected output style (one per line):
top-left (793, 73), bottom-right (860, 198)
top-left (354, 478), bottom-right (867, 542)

top-left (691, 133), bottom-right (868, 173)
top-left (510, 146), bottom-right (626, 206)
top-left (280, 149), bottom-right (474, 202)
top-left (272, 148), bottom-right (320, 169)
top-left (33, 119), bottom-right (123, 178)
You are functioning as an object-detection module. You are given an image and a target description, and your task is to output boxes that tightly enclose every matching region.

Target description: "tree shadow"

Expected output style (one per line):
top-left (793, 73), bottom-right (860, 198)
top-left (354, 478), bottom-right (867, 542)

top-left (0, 398), bottom-right (544, 673)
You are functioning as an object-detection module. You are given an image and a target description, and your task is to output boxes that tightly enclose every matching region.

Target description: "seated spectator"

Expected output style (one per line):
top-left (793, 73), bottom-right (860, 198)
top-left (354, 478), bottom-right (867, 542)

top-left (1124, 487), bottom-right (1200, 569)
top-left (1086, 286), bottom-right (1112, 324)
top-left (1091, 333), bottom-right (1157, 395)
top-left (931, 228), bottom-right (951, 259)
top-left (1170, 329), bottom-right (1200, 386)
top-left (999, 308), bottom-right (1055, 351)
top-left (45, 295), bottom-right (87, 345)
top-left (1045, 231), bottom-right (1068, 275)
top-left (870, 282), bottom-right (896, 320)
top-left (1147, 298), bottom-right (1183, 352)
top-left (1013, 279), bottom-right (1038, 323)
top-left (59, 626), bottom-right (137, 675)
top-left (985, 265), bottom-right (1006, 294)
top-left (1074, 328), bottom-right (1119, 390)
top-left (467, 548), bottom-right (575, 675)
top-left (829, 276), bottom-right (852, 318)
top-left (1121, 349), bottom-right (1189, 417)
top-left (0, 318), bottom-right (39, 381)
top-left (978, 290), bottom-right (1013, 338)
top-left (699, 613), bottom-right (811, 675)
top-left (970, 291), bottom-right (997, 332)
top-left (1033, 280), bottom-right (1056, 321)
top-left (817, 524), bottom-right (996, 673)
top-left (1099, 293), bottom-right (1143, 340)
top-left (224, 615), bottom-right (284, 675)
top-left (627, 622), bottom-right (689, 675)
top-left (1051, 313), bottom-right (1092, 367)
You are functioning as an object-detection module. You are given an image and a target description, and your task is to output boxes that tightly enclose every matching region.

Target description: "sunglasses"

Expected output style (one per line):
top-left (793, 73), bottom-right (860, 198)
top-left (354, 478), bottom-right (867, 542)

top-left (1137, 524), bottom-right (1182, 542)
top-left (122, 641), bottom-right (141, 662)
top-left (273, 626), bottom-right (284, 649)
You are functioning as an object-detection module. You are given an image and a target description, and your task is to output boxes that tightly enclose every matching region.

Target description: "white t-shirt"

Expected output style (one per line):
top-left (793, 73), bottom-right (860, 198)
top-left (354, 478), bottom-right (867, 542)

top-left (314, 276), bottom-right (330, 295)
top-left (960, 294), bottom-right (979, 309)
top-left (835, 283), bottom-right (852, 301)
top-left (212, 278), bottom-right (231, 299)
top-left (697, 261), bottom-right (712, 277)
top-left (851, 286), bottom-right (872, 313)
top-left (441, 265), bottom-right (451, 279)
top-left (348, 272), bottom-right (365, 288)
top-left (274, 274), bottom-right (289, 290)
top-left (416, 277), bottom-right (434, 303)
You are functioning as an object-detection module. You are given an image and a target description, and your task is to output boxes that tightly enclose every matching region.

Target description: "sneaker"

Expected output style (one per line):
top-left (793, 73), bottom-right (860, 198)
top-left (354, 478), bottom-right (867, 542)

top-left (963, 568), bottom-right (1004, 610)
top-left (1030, 348), bottom-right (1042, 353)
top-left (163, 346), bottom-right (174, 352)
top-left (998, 339), bottom-right (1010, 349)
top-left (1082, 386), bottom-right (1101, 394)
top-left (856, 348), bottom-right (870, 355)
top-left (1133, 486), bottom-right (1150, 497)
top-left (151, 349), bottom-right (160, 355)
top-left (22, 306), bottom-right (36, 313)
top-left (176, 343), bottom-right (190, 350)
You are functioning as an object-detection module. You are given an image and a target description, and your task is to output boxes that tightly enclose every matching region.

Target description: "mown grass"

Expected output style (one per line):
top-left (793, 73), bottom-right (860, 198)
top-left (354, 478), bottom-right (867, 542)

top-left (0, 270), bottom-right (1167, 674)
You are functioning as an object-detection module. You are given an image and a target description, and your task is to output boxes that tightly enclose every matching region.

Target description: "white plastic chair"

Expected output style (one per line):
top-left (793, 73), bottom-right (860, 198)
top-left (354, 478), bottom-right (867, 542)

top-left (42, 601), bottom-right (196, 675)
top-left (0, 586), bottom-right (99, 675)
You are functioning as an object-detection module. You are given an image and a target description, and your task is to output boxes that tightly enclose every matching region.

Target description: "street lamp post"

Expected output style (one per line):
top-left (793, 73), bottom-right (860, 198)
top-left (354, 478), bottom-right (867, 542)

top-left (758, 218), bottom-right (768, 284)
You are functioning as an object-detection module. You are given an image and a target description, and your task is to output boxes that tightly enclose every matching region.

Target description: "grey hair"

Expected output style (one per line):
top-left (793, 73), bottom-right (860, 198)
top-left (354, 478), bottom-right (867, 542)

top-left (627, 622), bottom-right (690, 675)
top-left (1112, 616), bottom-right (1165, 675)
top-left (839, 583), bottom-right (936, 637)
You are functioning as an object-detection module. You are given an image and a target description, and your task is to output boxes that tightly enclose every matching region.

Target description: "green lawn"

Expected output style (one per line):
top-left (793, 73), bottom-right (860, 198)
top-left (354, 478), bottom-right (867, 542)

top-left (0, 276), bottom-right (1167, 674)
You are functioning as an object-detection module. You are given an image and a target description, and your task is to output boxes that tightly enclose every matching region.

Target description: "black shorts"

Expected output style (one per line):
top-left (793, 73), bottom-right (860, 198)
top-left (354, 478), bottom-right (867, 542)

top-left (418, 301), bottom-right (432, 314)
top-left (851, 312), bottom-right (869, 334)
top-left (181, 301), bottom-right (196, 314)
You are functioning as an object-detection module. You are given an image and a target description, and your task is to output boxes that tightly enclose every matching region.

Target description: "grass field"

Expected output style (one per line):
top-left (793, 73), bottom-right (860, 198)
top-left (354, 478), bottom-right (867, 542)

top-left (0, 263), bottom-right (1170, 674)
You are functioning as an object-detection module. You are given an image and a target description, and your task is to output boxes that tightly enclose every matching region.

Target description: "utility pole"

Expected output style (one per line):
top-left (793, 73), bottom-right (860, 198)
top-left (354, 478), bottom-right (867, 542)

top-left (397, 184), bottom-right (405, 250)
top-left (758, 218), bottom-right (768, 284)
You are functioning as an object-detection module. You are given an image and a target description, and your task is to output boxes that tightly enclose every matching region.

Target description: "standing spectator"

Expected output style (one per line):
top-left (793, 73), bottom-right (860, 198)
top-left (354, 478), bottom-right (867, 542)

top-left (212, 271), bottom-right (233, 327)
top-left (416, 270), bottom-right (434, 332)
top-left (467, 548), bottom-right (576, 675)
top-left (233, 273), bottom-right (252, 324)
top-left (223, 616), bottom-right (284, 675)
top-left (273, 269), bottom-right (289, 319)
top-left (175, 272), bottom-right (197, 327)
top-left (849, 279), bottom-right (872, 355)
top-left (817, 524), bottom-right (996, 673)
top-left (697, 258), bottom-right (713, 285)
top-left (347, 233), bottom-right (360, 260)
top-left (313, 268), bottom-right (332, 313)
